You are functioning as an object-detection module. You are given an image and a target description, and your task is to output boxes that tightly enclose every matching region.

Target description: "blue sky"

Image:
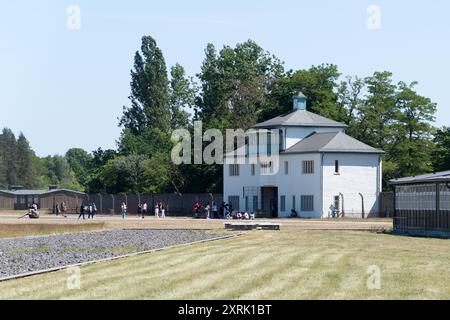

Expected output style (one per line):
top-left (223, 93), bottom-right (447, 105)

top-left (0, 0), bottom-right (449, 156)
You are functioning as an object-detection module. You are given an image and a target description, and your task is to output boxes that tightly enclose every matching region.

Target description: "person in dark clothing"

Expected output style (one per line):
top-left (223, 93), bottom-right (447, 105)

top-left (78, 204), bottom-right (85, 220)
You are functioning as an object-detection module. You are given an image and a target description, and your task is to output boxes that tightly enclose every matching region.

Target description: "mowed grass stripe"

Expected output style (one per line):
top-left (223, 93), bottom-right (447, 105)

top-left (2, 230), bottom-right (450, 299)
top-left (0, 235), bottom-right (239, 299)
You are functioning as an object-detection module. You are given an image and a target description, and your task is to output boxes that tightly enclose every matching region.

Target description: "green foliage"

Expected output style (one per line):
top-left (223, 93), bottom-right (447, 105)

top-left (196, 40), bottom-right (285, 130)
top-left (119, 35), bottom-right (170, 136)
top-left (65, 148), bottom-right (92, 187)
top-left (433, 127), bottom-right (450, 172)
top-left (170, 63), bottom-right (196, 130)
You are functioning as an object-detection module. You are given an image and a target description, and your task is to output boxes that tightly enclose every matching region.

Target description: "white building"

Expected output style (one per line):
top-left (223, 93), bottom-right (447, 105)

top-left (223, 92), bottom-right (384, 218)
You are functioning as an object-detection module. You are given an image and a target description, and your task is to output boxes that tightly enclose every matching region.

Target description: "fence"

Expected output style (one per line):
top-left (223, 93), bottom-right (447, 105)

top-left (394, 183), bottom-right (450, 234)
top-left (81, 193), bottom-right (224, 216)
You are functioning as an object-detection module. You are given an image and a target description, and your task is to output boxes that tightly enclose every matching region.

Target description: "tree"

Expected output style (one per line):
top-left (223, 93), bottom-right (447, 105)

top-left (336, 76), bottom-right (366, 138)
top-left (0, 154), bottom-right (7, 188)
top-left (16, 133), bottom-right (38, 188)
top-left (0, 128), bottom-right (18, 186)
top-left (196, 40), bottom-right (285, 130)
top-left (433, 127), bottom-right (450, 172)
top-left (390, 81), bottom-right (436, 177)
top-left (270, 64), bottom-right (343, 121)
top-left (169, 63), bottom-right (196, 130)
top-left (66, 148), bottom-right (92, 187)
top-left (119, 36), bottom-right (170, 136)
top-left (42, 155), bottom-right (82, 191)
top-left (359, 71), bottom-right (397, 150)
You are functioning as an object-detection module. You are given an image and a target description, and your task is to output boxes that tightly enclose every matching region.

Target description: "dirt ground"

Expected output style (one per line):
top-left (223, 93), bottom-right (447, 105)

top-left (0, 210), bottom-right (393, 235)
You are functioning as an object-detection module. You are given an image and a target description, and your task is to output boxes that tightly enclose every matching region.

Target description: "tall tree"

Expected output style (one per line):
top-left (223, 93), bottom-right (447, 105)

top-left (359, 71), bottom-right (397, 150)
top-left (169, 63), bottom-right (196, 130)
top-left (390, 81), bottom-right (436, 177)
top-left (196, 40), bottom-right (285, 130)
top-left (119, 36), bottom-right (170, 135)
top-left (0, 128), bottom-right (18, 186)
top-left (0, 154), bottom-right (7, 188)
top-left (270, 64), bottom-right (343, 121)
top-left (16, 133), bottom-right (37, 188)
top-left (433, 127), bottom-right (450, 172)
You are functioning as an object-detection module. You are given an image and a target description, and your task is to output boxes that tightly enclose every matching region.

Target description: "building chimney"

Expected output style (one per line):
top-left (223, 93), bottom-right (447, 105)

top-left (293, 91), bottom-right (307, 110)
top-left (49, 185), bottom-right (58, 191)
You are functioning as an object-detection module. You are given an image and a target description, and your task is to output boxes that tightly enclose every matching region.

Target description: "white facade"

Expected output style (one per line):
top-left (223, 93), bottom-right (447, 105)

top-left (224, 153), bottom-right (382, 218)
top-left (223, 94), bottom-right (383, 218)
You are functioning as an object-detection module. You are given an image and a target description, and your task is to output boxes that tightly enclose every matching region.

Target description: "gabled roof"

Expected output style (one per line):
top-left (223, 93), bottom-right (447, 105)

top-left (252, 109), bottom-right (348, 129)
top-left (389, 170), bottom-right (450, 185)
top-left (283, 131), bottom-right (384, 155)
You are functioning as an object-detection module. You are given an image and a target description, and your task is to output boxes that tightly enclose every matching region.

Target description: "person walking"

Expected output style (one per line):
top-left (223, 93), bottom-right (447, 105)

top-left (88, 203), bottom-right (93, 219)
top-left (92, 202), bottom-right (97, 219)
top-left (78, 203), bottom-right (85, 220)
top-left (55, 203), bottom-right (61, 216)
top-left (120, 202), bottom-right (127, 219)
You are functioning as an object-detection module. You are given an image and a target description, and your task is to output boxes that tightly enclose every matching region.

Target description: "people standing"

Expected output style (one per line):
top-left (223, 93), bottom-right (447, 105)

top-left (204, 202), bottom-right (211, 219)
top-left (154, 203), bottom-right (159, 218)
top-left (78, 203), bottom-right (85, 220)
top-left (55, 203), bottom-right (61, 216)
top-left (88, 203), bottom-right (93, 219)
top-left (160, 203), bottom-right (166, 218)
top-left (92, 202), bottom-right (97, 219)
top-left (142, 202), bottom-right (148, 219)
top-left (212, 202), bottom-right (218, 219)
top-left (193, 201), bottom-right (201, 218)
top-left (120, 202), bottom-right (127, 219)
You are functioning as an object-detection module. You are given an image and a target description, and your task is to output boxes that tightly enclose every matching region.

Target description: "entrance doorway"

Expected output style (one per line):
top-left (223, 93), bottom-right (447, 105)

top-left (261, 187), bottom-right (278, 218)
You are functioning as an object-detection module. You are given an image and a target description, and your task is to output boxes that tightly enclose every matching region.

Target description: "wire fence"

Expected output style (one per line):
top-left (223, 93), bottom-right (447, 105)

top-left (80, 193), bottom-right (224, 216)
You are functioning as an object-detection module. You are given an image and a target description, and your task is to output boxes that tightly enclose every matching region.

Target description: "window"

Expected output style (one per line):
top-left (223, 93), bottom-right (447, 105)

top-left (292, 195), bottom-right (296, 210)
top-left (228, 196), bottom-right (240, 211)
top-left (252, 196), bottom-right (259, 211)
top-left (245, 196), bottom-right (249, 211)
top-left (251, 164), bottom-right (256, 176)
top-left (301, 195), bottom-right (314, 211)
top-left (280, 195), bottom-right (286, 212)
top-left (284, 161), bottom-right (289, 175)
top-left (260, 161), bottom-right (273, 175)
top-left (335, 160), bottom-right (339, 174)
top-left (302, 160), bottom-right (314, 174)
top-left (229, 164), bottom-right (240, 176)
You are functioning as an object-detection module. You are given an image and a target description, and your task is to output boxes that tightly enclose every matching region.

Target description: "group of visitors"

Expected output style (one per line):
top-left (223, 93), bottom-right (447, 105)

top-left (120, 202), bottom-right (166, 219)
top-left (194, 200), bottom-right (254, 220)
top-left (54, 202), bottom-right (68, 218)
top-left (226, 211), bottom-right (255, 220)
top-left (154, 202), bottom-right (166, 218)
top-left (193, 201), bottom-right (218, 219)
top-left (137, 202), bottom-right (148, 218)
top-left (78, 203), bottom-right (97, 220)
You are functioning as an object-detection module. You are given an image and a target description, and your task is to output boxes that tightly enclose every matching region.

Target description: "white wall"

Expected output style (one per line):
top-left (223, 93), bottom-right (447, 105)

top-left (322, 153), bottom-right (381, 218)
top-left (223, 153), bottom-right (323, 218)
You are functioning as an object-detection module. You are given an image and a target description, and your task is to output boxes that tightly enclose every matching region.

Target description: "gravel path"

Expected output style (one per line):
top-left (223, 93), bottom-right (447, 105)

top-left (0, 229), bottom-right (228, 279)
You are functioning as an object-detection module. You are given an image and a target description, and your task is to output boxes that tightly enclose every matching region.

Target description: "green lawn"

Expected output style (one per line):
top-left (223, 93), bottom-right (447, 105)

top-left (1, 229), bottom-right (449, 300)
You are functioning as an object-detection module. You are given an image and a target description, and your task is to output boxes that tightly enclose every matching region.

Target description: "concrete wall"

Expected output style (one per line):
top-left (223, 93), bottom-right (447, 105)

top-left (322, 153), bottom-right (381, 218)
